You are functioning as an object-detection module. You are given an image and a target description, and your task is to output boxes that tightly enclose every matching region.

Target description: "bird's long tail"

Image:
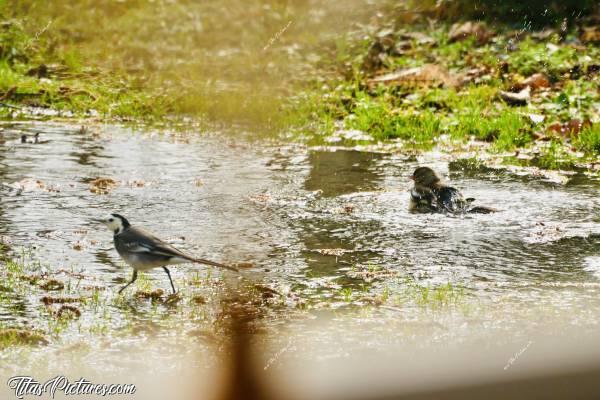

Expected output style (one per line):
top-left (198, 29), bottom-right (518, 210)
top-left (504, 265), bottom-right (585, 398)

top-left (191, 257), bottom-right (239, 272)
top-left (468, 206), bottom-right (498, 214)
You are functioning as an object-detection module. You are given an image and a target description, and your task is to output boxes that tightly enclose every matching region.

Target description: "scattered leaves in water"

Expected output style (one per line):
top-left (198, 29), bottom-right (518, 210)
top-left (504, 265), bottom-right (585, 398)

top-left (89, 177), bottom-right (118, 194)
top-left (163, 293), bottom-right (182, 306)
top-left (132, 289), bottom-right (182, 305)
top-left (315, 248), bottom-right (351, 257)
top-left (39, 279), bottom-right (65, 291)
top-left (3, 178), bottom-right (60, 195)
top-left (41, 296), bottom-right (82, 305)
top-left (55, 305), bottom-right (81, 319)
top-left (124, 179), bottom-right (146, 188)
top-left (345, 265), bottom-right (398, 283)
top-left (135, 288), bottom-right (165, 300)
top-left (191, 295), bottom-right (207, 305)
top-left (19, 275), bottom-right (41, 285)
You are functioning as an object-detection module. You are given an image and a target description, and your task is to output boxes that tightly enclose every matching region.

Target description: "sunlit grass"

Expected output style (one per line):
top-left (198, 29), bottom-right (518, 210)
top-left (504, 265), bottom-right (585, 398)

top-left (577, 125), bottom-right (600, 154)
top-left (397, 279), bottom-right (466, 309)
top-left (302, 17), bottom-right (599, 166)
top-left (534, 140), bottom-right (578, 170)
top-left (1, 0), bottom-right (380, 129)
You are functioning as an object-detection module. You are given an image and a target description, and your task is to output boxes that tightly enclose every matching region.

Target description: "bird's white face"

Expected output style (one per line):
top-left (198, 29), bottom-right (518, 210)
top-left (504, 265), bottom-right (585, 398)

top-left (101, 215), bottom-right (125, 234)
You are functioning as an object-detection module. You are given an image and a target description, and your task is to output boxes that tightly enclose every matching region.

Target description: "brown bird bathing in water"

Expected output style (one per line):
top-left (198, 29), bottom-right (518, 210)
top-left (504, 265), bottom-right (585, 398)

top-left (409, 166), bottom-right (497, 214)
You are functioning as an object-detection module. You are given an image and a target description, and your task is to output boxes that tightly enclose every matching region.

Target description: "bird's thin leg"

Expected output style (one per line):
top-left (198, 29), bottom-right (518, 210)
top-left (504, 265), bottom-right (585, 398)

top-left (163, 267), bottom-right (177, 294)
top-left (119, 270), bottom-right (138, 294)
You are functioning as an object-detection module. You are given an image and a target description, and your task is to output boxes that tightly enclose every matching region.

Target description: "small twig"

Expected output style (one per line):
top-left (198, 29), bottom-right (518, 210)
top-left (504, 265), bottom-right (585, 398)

top-left (24, 20), bottom-right (53, 50)
top-left (263, 20), bottom-right (292, 52)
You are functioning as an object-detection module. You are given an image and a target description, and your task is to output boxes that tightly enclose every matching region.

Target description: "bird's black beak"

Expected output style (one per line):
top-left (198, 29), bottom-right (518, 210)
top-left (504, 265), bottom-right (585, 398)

top-left (409, 176), bottom-right (414, 181)
top-left (93, 218), bottom-right (106, 224)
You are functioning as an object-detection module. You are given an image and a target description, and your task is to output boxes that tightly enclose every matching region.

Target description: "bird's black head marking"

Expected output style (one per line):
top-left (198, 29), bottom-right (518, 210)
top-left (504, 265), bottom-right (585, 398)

top-left (111, 213), bottom-right (131, 229)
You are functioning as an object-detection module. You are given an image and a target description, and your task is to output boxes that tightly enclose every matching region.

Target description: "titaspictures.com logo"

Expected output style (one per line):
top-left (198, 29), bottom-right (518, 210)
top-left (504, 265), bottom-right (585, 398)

top-left (7, 376), bottom-right (136, 399)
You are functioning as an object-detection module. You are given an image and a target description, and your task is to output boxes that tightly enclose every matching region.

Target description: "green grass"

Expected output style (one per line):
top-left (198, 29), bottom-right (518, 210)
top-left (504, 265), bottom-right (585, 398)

top-left (0, 0), bottom-right (383, 129)
top-left (401, 280), bottom-right (466, 309)
top-left (302, 15), bottom-right (599, 169)
top-left (507, 38), bottom-right (579, 78)
top-left (534, 140), bottom-right (578, 170)
top-left (577, 125), bottom-right (600, 154)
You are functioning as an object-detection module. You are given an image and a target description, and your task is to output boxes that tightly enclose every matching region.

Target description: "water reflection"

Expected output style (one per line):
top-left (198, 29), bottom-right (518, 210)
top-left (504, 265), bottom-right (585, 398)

top-left (304, 150), bottom-right (384, 197)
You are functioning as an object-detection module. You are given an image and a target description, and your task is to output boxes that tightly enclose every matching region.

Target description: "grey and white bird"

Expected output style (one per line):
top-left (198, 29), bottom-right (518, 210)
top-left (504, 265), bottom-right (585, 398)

top-left (98, 213), bottom-right (237, 294)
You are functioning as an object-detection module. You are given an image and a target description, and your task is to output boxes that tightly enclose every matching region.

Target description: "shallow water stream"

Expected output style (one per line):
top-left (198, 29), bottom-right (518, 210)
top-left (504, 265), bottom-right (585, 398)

top-left (0, 122), bottom-right (599, 397)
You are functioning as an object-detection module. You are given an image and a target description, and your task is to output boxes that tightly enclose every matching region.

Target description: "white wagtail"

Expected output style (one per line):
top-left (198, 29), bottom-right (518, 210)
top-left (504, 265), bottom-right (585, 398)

top-left (98, 213), bottom-right (238, 294)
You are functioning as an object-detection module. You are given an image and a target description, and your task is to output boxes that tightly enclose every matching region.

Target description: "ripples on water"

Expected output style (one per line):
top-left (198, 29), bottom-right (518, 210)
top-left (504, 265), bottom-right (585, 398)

top-left (0, 122), bottom-right (599, 389)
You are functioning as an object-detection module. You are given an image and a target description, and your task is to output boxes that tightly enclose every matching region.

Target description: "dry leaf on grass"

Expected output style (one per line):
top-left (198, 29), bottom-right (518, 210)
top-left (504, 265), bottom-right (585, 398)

top-left (546, 119), bottom-right (592, 137)
top-left (581, 26), bottom-right (600, 43)
top-left (400, 31), bottom-right (435, 45)
top-left (511, 73), bottom-right (551, 91)
top-left (449, 21), bottom-right (493, 44)
top-left (368, 64), bottom-right (460, 88)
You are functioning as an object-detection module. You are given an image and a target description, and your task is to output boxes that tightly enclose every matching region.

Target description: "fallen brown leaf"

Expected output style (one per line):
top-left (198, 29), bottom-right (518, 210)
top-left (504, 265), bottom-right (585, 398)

top-left (135, 288), bottom-right (164, 300)
top-left (581, 26), bottom-right (600, 43)
top-left (368, 64), bottom-right (460, 88)
top-left (55, 305), bottom-right (81, 319)
top-left (547, 119), bottom-right (593, 137)
top-left (400, 31), bottom-right (435, 45)
top-left (41, 296), bottom-right (83, 305)
top-left (449, 21), bottom-right (493, 44)
top-left (513, 73), bottom-right (551, 91)
top-left (39, 279), bottom-right (65, 291)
